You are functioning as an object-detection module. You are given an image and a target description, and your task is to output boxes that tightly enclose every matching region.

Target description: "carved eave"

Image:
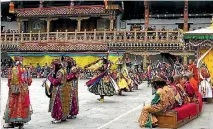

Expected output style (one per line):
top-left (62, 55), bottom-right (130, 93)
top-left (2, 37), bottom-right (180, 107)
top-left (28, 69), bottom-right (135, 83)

top-left (184, 39), bottom-right (213, 49)
top-left (184, 17), bottom-right (213, 48)
top-left (17, 42), bottom-right (108, 52)
top-left (108, 42), bottom-right (184, 51)
top-left (15, 5), bottom-right (110, 18)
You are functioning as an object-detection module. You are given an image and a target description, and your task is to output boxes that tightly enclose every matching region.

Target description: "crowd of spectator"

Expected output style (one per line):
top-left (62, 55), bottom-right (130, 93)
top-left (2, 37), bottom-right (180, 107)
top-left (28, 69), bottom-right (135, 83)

top-left (1, 59), bottom-right (14, 78)
top-left (1, 61), bottom-right (149, 81)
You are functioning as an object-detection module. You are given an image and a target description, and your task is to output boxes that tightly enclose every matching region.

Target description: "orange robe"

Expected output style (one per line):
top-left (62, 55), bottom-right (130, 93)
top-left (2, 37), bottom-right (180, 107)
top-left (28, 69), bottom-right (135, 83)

top-left (189, 77), bottom-right (199, 96)
top-left (189, 64), bottom-right (199, 82)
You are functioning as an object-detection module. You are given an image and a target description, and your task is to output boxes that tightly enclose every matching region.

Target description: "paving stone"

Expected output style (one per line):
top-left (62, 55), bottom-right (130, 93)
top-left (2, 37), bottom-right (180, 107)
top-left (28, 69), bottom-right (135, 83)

top-left (1, 78), bottom-right (212, 129)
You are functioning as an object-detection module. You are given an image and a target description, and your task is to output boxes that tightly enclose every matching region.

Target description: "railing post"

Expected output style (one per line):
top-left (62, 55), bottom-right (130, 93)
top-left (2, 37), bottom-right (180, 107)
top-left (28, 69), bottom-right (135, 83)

top-left (113, 29), bottom-right (116, 42)
top-left (84, 29), bottom-right (87, 41)
top-left (104, 29), bottom-right (106, 42)
top-left (13, 31), bottom-right (15, 43)
top-left (178, 30), bottom-right (180, 41)
top-left (166, 31), bottom-right (169, 41)
top-left (21, 31), bottom-right (23, 42)
top-left (134, 29), bottom-right (137, 41)
top-left (4, 32), bottom-right (7, 42)
top-left (30, 31), bottom-right (32, 42)
top-left (74, 29), bottom-right (77, 41)
top-left (155, 31), bottom-right (158, 41)
top-left (56, 30), bottom-right (58, 42)
top-left (124, 30), bottom-right (126, 42)
top-left (47, 30), bottom-right (49, 42)
top-left (94, 29), bottom-right (96, 40)
top-left (38, 31), bottom-right (41, 42)
top-left (65, 29), bottom-right (68, 42)
top-left (145, 31), bottom-right (147, 41)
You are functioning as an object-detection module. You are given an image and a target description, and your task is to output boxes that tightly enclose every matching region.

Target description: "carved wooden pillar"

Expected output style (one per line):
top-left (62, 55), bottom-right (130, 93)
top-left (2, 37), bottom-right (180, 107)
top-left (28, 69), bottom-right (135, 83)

top-left (39, 0), bottom-right (43, 8)
top-left (70, 17), bottom-right (89, 32)
top-left (184, 0), bottom-right (188, 31)
top-left (144, 0), bottom-right (149, 30)
top-left (47, 19), bottom-right (51, 33)
top-left (109, 16), bottom-right (115, 31)
top-left (77, 18), bottom-right (82, 32)
top-left (17, 18), bottom-right (22, 33)
top-left (183, 55), bottom-right (188, 64)
top-left (143, 53), bottom-right (148, 70)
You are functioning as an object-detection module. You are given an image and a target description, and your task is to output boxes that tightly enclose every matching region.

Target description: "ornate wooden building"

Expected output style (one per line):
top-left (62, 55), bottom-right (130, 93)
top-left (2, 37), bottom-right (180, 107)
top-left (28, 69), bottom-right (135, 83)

top-left (2, 1), bottom-right (212, 69)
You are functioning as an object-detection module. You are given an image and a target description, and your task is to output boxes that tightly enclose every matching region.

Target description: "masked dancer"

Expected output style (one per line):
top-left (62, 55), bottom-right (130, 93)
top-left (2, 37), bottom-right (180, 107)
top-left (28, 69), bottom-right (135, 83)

top-left (66, 57), bottom-right (79, 119)
top-left (3, 56), bottom-right (32, 129)
top-left (47, 58), bottom-right (69, 124)
top-left (85, 54), bottom-right (118, 102)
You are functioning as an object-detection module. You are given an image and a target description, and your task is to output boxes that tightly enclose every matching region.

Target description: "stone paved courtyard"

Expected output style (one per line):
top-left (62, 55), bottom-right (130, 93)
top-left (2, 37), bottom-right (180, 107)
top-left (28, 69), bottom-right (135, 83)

top-left (1, 78), bottom-right (213, 129)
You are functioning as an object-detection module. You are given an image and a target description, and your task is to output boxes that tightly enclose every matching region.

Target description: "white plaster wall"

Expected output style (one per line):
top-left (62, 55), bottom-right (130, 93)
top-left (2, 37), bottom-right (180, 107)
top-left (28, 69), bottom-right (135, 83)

top-left (116, 17), bottom-right (212, 31)
top-left (1, 21), bottom-right (18, 31)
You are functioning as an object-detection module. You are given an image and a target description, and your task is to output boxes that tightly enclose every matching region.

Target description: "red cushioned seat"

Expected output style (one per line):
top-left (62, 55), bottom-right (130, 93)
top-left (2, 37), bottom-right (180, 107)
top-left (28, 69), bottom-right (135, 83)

top-left (174, 103), bottom-right (198, 121)
top-left (198, 93), bottom-right (203, 113)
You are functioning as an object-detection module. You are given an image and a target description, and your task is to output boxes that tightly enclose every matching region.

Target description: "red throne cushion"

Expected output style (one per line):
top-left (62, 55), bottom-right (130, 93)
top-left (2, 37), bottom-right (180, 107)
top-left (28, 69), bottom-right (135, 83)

top-left (174, 103), bottom-right (198, 121)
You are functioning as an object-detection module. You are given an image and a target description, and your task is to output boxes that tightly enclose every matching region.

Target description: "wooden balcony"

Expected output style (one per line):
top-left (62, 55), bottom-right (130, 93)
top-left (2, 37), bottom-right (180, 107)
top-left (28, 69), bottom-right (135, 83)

top-left (1, 30), bottom-right (183, 45)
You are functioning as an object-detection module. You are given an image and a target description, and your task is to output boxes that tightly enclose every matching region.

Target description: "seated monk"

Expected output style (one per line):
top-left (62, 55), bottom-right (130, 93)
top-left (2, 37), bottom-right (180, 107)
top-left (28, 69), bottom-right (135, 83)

top-left (167, 76), bottom-right (183, 107)
top-left (162, 76), bottom-right (176, 110)
top-left (182, 75), bottom-right (198, 103)
top-left (138, 76), bottom-right (170, 128)
top-left (174, 75), bottom-right (191, 105)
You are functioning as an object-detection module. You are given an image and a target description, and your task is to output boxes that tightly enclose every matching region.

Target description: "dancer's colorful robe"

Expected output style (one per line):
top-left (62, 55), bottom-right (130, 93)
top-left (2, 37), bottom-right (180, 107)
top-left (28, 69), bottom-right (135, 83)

top-left (86, 59), bottom-right (117, 96)
top-left (138, 88), bottom-right (169, 128)
top-left (48, 68), bottom-right (70, 120)
top-left (88, 73), bottom-right (117, 96)
top-left (4, 66), bottom-right (32, 124)
top-left (118, 77), bottom-right (129, 90)
top-left (67, 69), bottom-right (79, 116)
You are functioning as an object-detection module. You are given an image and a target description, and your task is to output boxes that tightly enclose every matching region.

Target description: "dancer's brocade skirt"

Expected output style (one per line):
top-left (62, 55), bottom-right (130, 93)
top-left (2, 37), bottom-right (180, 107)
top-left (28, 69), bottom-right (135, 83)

top-left (50, 86), bottom-right (63, 120)
top-left (88, 77), bottom-right (116, 96)
top-left (68, 79), bottom-right (79, 115)
top-left (4, 84), bottom-right (31, 123)
top-left (138, 104), bottom-right (164, 128)
top-left (50, 84), bottom-right (71, 120)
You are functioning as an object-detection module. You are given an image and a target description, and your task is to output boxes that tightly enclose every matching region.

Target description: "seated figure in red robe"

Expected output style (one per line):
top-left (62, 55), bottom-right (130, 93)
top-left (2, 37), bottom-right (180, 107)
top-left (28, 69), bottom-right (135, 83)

top-left (182, 75), bottom-right (198, 103)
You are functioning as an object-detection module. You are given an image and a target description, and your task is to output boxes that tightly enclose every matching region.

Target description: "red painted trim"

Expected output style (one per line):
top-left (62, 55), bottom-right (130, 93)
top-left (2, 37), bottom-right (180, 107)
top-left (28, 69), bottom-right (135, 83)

top-left (22, 42), bottom-right (106, 45)
top-left (16, 5), bottom-right (105, 11)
